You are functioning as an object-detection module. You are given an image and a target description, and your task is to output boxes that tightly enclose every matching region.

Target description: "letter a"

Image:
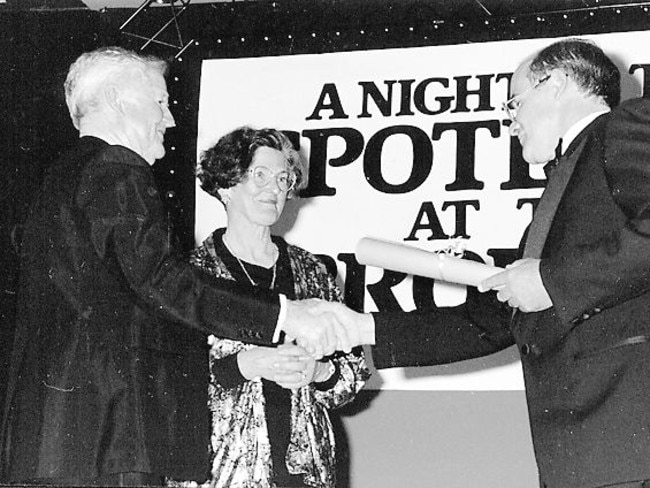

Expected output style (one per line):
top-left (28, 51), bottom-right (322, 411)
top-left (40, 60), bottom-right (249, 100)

top-left (306, 83), bottom-right (349, 120)
top-left (404, 201), bottom-right (448, 241)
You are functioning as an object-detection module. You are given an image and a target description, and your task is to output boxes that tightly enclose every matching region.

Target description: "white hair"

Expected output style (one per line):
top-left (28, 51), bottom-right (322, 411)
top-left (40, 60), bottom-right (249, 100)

top-left (64, 46), bottom-right (167, 128)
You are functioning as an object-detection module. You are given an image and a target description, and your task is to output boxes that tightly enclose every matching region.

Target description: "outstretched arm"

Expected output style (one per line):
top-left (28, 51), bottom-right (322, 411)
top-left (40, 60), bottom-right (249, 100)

top-left (309, 287), bottom-right (513, 369)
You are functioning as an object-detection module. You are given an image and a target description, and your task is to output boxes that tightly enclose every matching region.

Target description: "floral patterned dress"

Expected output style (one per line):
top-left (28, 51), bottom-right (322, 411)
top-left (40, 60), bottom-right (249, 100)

top-left (189, 229), bottom-right (370, 488)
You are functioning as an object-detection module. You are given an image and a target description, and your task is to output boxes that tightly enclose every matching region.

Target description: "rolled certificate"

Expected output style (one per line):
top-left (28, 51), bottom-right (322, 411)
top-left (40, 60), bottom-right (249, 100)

top-left (355, 237), bottom-right (502, 287)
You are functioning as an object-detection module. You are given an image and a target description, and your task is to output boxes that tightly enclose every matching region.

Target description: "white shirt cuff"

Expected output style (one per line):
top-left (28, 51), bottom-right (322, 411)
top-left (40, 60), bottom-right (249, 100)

top-left (273, 293), bottom-right (287, 343)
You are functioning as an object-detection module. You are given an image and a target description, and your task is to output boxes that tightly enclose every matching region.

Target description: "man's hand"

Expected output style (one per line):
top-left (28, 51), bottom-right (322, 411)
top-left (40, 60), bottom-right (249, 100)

top-left (283, 298), bottom-right (352, 358)
top-left (282, 299), bottom-right (376, 358)
top-left (308, 301), bottom-right (376, 347)
top-left (479, 258), bottom-right (553, 313)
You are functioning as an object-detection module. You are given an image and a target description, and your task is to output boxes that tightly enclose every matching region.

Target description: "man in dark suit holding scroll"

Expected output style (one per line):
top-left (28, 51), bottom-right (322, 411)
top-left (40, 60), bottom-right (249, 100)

top-left (326, 38), bottom-right (650, 488)
top-left (478, 38), bottom-right (650, 488)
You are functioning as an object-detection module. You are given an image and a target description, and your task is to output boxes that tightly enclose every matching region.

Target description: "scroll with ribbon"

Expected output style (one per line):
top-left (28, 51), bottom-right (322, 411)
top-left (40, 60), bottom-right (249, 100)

top-left (355, 237), bottom-right (503, 288)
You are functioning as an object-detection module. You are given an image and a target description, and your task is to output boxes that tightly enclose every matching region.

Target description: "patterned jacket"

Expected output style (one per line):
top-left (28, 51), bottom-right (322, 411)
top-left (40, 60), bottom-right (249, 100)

top-left (190, 231), bottom-right (370, 488)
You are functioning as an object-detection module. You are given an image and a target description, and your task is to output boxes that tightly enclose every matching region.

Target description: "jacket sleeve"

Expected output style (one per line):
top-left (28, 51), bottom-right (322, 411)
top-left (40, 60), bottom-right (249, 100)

top-left (371, 286), bottom-right (513, 369)
top-left (541, 98), bottom-right (650, 326)
top-left (78, 146), bottom-right (279, 344)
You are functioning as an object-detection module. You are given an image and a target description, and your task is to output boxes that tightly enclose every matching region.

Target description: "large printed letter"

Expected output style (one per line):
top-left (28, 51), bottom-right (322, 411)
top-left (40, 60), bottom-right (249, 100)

top-left (364, 125), bottom-right (432, 194)
top-left (306, 83), bottom-right (350, 120)
top-left (432, 120), bottom-right (501, 191)
top-left (301, 128), bottom-right (364, 197)
top-left (404, 201), bottom-right (448, 241)
top-left (358, 80), bottom-right (396, 118)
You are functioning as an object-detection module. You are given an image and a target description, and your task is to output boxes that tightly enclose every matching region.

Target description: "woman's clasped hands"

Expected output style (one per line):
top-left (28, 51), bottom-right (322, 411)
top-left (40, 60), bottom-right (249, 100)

top-left (237, 343), bottom-right (333, 390)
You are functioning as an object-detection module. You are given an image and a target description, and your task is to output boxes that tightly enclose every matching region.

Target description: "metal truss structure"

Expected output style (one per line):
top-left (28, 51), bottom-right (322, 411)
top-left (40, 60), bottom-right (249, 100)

top-left (119, 0), bottom-right (195, 58)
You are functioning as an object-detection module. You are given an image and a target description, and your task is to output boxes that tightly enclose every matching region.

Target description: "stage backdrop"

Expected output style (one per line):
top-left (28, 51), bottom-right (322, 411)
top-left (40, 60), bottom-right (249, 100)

top-left (195, 30), bottom-right (648, 392)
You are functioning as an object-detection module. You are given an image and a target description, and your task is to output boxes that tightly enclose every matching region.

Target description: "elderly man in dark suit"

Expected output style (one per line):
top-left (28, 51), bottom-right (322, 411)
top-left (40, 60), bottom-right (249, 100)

top-left (324, 38), bottom-right (650, 488)
top-left (0, 46), bottom-right (352, 487)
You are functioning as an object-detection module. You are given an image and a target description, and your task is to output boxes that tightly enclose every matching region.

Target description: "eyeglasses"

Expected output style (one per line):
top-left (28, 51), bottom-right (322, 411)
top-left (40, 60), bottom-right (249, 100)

top-left (502, 75), bottom-right (551, 121)
top-left (247, 166), bottom-right (296, 192)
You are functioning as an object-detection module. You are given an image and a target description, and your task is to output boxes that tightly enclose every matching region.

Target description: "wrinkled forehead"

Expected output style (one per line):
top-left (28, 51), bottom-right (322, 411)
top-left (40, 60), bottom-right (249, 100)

top-left (145, 67), bottom-right (167, 86)
top-left (509, 62), bottom-right (534, 97)
top-left (116, 63), bottom-right (166, 91)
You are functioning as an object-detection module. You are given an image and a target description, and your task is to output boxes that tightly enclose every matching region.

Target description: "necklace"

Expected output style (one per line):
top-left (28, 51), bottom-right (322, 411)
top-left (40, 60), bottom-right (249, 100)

top-left (222, 235), bottom-right (277, 289)
top-left (235, 256), bottom-right (277, 289)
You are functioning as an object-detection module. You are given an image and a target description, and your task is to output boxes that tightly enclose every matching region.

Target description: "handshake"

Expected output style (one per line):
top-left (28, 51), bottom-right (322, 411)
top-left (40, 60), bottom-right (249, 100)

top-left (281, 299), bottom-right (375, 358)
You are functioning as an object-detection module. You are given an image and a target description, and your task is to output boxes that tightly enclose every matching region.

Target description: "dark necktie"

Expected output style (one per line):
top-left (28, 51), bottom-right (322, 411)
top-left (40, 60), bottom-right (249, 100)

top-left (543, 140), bottom-right (563, 178)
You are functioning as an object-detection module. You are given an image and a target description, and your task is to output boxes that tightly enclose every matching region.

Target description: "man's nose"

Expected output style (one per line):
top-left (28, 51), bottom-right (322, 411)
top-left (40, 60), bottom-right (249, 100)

top-left (164, 107), bottom-right (176, 128)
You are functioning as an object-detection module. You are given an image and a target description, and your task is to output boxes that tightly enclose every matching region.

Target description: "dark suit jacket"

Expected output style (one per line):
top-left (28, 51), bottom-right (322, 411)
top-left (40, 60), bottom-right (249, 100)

top-left (1, 137), bottom-right (281, 483)
top-left (372, 98), bottom-right (650, 488)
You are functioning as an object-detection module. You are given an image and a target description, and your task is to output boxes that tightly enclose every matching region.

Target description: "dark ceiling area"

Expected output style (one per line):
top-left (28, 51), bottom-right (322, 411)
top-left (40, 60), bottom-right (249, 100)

top-left (3, 0), bottom-right (650, 20)
top-left (98, 0), bottom-right (650, 60)
top-left (4, 0), bottom-right (650, 63)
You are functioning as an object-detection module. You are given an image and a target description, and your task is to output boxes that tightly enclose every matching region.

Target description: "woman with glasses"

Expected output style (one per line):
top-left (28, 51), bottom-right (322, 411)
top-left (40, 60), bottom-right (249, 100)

top-left (189, 126), bottom-right (369, 488)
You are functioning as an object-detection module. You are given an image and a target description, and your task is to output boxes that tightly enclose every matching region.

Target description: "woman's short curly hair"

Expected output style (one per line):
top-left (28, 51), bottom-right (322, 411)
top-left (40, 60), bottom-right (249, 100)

top-left (197, 126), bottom-right (306, 201)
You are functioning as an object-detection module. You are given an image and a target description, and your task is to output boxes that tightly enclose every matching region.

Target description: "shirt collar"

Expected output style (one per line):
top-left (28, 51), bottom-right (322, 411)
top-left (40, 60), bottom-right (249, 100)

top-left (561, 109), bottom-right (610, 154)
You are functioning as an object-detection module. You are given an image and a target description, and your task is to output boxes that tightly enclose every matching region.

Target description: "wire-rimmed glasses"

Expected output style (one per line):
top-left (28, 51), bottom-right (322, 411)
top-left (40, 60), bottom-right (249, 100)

top-left (502, 75), bottom-right (551, 121)
top-left (247, 166), bottom-right (296, 192)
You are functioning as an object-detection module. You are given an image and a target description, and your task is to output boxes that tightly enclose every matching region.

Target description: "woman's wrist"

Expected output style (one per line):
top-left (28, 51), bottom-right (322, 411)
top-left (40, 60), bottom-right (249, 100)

top-left (314, 360), bottom-right (336, 383)
top-left (211, 353), bottom-right (250, 388)
top-left (236, 350), bottom-right (260, 381)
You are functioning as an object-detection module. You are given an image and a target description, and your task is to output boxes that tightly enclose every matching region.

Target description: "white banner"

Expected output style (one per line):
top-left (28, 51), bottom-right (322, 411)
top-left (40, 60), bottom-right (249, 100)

top-left (196, 31), bottom-right (650, 390)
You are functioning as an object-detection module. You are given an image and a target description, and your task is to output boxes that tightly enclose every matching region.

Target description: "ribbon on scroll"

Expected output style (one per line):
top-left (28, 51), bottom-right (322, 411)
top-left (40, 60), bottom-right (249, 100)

top-left (355, 237), bottom-right (503, 288)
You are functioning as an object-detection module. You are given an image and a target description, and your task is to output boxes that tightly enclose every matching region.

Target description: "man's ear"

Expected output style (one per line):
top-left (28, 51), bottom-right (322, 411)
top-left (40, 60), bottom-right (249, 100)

top-left (104, 83), bottom-right (125, 114)
top-left (549, 68), bottom-right (570, 100)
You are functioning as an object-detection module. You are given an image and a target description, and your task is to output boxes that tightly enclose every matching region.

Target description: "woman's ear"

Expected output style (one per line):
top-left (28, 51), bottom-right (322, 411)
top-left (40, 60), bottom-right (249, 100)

top-left (218, 188), bottom-right (231, 207)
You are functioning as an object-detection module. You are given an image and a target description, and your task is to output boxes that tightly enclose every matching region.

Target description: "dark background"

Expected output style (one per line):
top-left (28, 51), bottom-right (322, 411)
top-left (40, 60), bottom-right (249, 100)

top-left (2, 1), bottom-right (650, 483)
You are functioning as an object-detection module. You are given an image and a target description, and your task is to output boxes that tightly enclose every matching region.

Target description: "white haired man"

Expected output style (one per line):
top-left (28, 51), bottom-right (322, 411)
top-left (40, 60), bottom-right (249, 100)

top-left (0, 46), bottom-right (353, 487)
